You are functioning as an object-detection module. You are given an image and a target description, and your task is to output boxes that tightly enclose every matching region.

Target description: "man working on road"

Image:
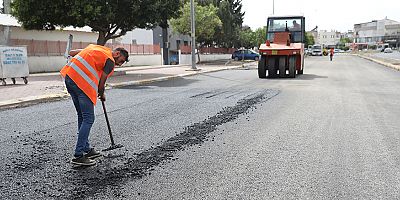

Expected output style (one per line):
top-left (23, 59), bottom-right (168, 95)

top-left (330, 48), bottom-right (334, 61)
top-left (60, 44), bottom-right (129, 166)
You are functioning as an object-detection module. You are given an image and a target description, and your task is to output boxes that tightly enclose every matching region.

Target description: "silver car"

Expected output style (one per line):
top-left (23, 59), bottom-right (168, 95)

top-left (384, 48), bottom-right (393, 53)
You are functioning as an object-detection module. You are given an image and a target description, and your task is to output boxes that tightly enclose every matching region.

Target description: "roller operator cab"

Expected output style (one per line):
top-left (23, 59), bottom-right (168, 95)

top-left (258, 16), bottom-right (305, 78)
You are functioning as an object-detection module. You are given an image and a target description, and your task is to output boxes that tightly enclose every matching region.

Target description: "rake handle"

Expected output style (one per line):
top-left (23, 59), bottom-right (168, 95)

top-left (101, 100), bottom-right (115, 146)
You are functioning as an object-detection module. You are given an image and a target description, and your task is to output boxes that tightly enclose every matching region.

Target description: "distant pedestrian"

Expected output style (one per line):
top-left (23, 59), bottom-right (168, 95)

top-left (60, 44), bottom-right (129, 166)
top-left (330, 48), bottom-right (334, 61)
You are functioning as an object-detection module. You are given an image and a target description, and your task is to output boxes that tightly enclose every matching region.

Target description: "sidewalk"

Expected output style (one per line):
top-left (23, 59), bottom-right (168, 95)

top-left (356, 51), bottom-right (400, 71)
top-left (0, 61), bottom-right (254, 109)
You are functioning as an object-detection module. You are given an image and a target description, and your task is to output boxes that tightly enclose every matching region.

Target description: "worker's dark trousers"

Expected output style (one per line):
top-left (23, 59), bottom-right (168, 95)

top-left (65, 75), bottom-right (94, 157)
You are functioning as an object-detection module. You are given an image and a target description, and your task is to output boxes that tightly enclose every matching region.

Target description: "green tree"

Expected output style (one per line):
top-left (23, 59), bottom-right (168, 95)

top-left (196, 0), bottom-right (244, 47)
top-left (217, 0), bottom-right (244, 47)
top-left (170, 2), bottom-right (222, 62)
top-left (186, 0), bottom-right (245, 47)
top-left (338, 37), bottom-right (352, 50)
top-left (254, 26), bottom-right (267, 47)
top-left (304, 32), bottom-right (315, 47)
top-left (239, 26), bottom-right (257, 48)
top-left (170, 2), bottom-right (222, 46)
top-left (11, 0), bottom-right (180, 45)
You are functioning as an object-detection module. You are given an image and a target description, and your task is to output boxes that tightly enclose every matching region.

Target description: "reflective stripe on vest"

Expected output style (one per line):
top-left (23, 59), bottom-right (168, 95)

top-left (75, 55), bottom-right (100, 81)
top-left (67, 61), bottom-right (99, 92)
top-left (60, 44), bottom-right (115, 105)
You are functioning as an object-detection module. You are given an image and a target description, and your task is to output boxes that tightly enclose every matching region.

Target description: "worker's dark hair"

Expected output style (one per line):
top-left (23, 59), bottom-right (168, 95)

top-left (115, 47), bottom-right (129, 62)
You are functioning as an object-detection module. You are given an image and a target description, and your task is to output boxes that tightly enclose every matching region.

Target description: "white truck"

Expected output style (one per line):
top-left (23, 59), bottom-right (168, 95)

top-left (311, 44), bottom-right (323, 56)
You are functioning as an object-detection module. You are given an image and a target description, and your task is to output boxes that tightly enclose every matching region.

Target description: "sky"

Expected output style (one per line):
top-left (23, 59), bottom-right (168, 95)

top-left (2, 0), bottom-right (400, 33)
top-left (241, 0), bottom-right (400, 32)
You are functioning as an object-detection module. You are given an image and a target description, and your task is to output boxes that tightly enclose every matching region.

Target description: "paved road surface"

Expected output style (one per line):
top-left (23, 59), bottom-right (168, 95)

top-left (1, 54), bottom-right (399, 199)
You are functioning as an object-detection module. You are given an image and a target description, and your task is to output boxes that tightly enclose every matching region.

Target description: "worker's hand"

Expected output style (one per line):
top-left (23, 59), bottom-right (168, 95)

top-left (98, 84), bottom-right (105, 101)
top-left (98, 93), bottom-right (106, 102)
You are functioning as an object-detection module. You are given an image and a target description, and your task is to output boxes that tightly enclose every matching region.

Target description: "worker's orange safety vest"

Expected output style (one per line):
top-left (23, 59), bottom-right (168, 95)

top-left (60, 44), bottom-right (114, 105)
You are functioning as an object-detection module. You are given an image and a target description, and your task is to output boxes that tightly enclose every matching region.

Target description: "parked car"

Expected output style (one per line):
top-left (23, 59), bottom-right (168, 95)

top-left (170, 54), bottom-right (179, 65)
top-left (232, 49), bottom-right (260, 61)
top-left (384, 48), bottom-right (393, 53)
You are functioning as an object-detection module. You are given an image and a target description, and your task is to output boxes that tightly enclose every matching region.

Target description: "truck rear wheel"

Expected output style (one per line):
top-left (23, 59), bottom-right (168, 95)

top-left (258, 56), bottom-right (267, 78)
top-left (288, 56), bottom-right (296, 78)
top-left (298, 56), bottom-right (304, 74)
top-left (267, 57), bottom-right (277, 78)
top-left (279, 56), bottom-right (286, 78)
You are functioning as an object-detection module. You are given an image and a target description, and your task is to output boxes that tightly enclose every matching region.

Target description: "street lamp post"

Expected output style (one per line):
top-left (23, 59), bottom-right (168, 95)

top-left (273, 0), bottom-right (275, 15)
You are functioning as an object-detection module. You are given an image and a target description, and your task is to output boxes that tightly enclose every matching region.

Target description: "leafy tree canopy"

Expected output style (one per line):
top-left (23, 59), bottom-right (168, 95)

top-left (182, 0), bottom-right (244, 48)
top-left (254, 26), bottom-right (267, 47)
top-left (305, 32), bottom-right (315, 47)
top-left (170, 2), bottom-right (222, 46)
top-left (239, 26), bottom-right (256, 48)
top-left (11, 0), bottom-right (181, 45)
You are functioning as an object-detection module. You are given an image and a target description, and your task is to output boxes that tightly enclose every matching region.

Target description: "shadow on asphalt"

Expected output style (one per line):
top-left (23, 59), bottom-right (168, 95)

top-left (117, 77), bottom-right (199, 89)
top-left (296, 74), bottom-right (328, 80)
top-left (260, 73), bottom-right (328, 80)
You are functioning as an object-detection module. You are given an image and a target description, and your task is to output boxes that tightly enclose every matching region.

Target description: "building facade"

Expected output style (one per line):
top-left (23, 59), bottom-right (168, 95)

top-left (354, 18), bottom-right (400, 48)
top-left (318, 30), bottom-right (341, 47)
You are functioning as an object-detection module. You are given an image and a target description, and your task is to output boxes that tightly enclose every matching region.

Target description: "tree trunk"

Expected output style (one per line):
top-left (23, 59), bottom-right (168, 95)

top-left (97, 31), bottom-right (107, 46)
top-left (162, 27), bottom-right (169, 65)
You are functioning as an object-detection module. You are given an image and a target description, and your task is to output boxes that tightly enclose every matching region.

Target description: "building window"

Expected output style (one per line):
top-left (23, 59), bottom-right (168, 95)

top-left (176, 40), bottom-right (181, 49)
top-left (131, 39), bottom-right (137, 44)
top-left (184, 41), bottom-right (189, 46)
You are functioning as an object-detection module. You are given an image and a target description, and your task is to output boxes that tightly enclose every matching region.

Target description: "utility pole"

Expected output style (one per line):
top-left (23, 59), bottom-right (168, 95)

top-left (2, 0), bottom-right (12, 45)
top-left (189, 0), bottom-right (199, 70)
top-left (273, 0), bottom-right (275, 15)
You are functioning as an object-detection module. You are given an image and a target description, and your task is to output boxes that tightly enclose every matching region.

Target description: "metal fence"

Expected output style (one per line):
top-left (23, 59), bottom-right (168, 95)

top-left (9, 39), bottom-right (161, 56)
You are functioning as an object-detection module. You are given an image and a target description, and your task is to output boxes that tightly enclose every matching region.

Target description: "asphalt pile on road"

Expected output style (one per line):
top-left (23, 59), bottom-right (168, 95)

top-left (2, 89), bottom-right (279, 199)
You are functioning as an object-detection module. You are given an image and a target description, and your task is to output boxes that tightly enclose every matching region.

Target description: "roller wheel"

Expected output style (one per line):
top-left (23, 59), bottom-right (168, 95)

top-left (267, 57), bottom-right (277, 78)
top-left (298, 56), bottom-right (304, 74)
top-left (23, 77), bottom-right (28, 84)
top-left (258, 56), bottom-right (267, 78)
top-left (288, 56), bottom-right (296, 78)
top-left (279, 56), bottom-right (286, 78)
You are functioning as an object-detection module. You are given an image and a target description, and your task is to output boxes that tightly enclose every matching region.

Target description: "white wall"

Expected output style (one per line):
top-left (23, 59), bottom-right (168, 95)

top-left (128, 54), bottom-right (162, 66)
top-left (179, 54), bottom-right (231, 65)
top-left (10, 27), bottom-right (98, 42)
top-left (28, 54), bottom-right (163, 73)
top-left (27, 54), bottom-right (231, 73)
top-left (28, 56), bottom-right (66, 73)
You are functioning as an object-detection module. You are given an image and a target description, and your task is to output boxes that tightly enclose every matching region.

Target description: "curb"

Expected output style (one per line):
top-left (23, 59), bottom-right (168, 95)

top-left (112, 64), bottom-right (192, 77)
top-left (356, 54), bottom-right (400, 71)
top-left (0, 92), bottom-right (69, 110)
top-left (108, 64), bottom-right (249, 88)
top-left (0, 64), bottom-right (252, 109)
